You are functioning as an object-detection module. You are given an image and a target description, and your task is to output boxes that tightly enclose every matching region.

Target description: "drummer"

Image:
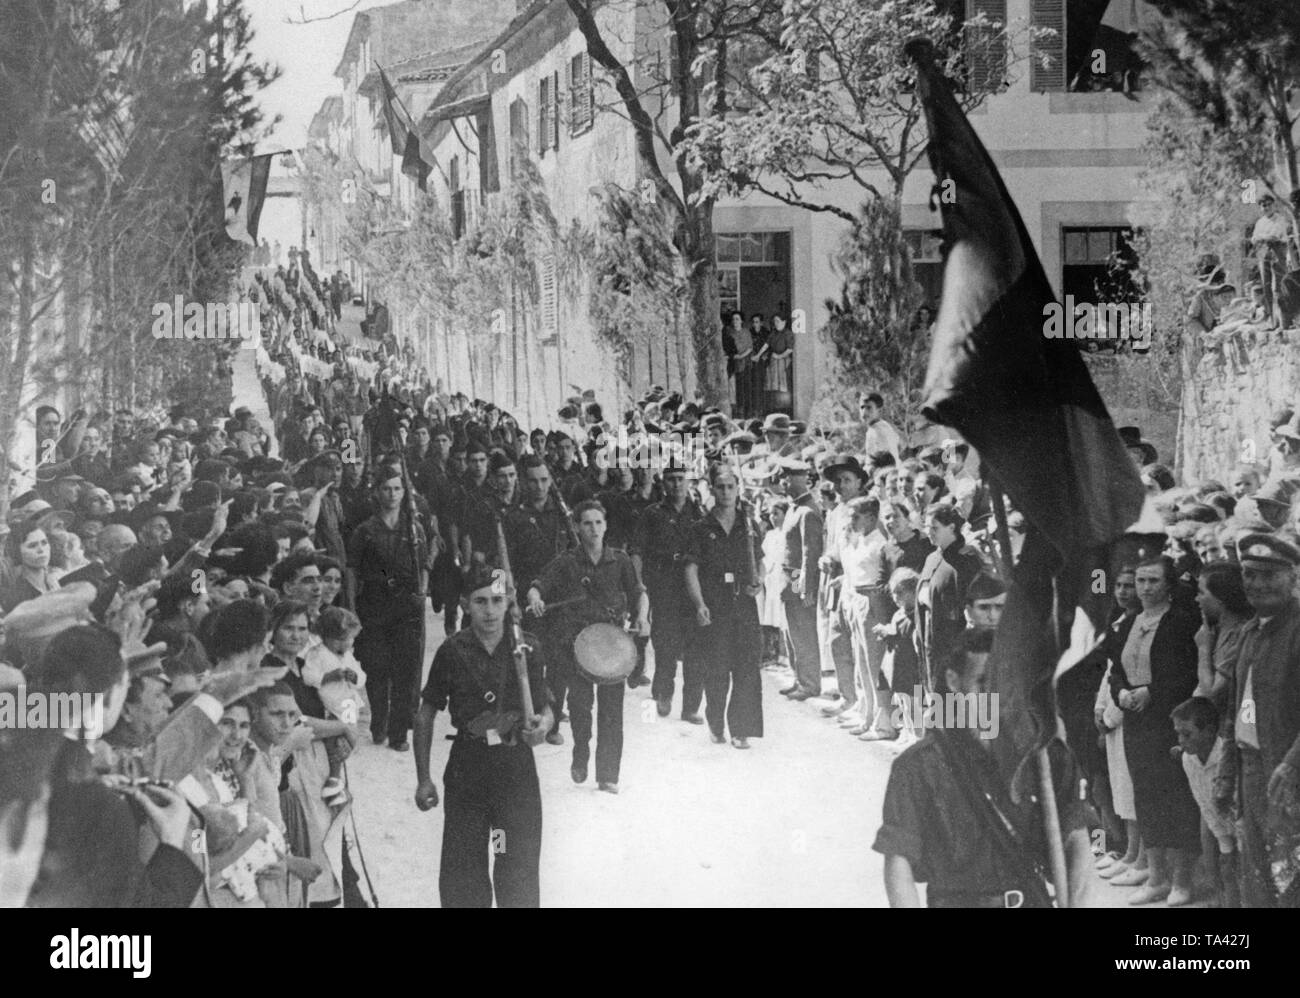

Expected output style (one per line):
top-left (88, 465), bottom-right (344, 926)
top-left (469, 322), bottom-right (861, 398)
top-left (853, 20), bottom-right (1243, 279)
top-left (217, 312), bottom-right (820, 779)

top-left (684, 463), bottom-right (765, 748)
top-left (527, 500), bottom-right (650, 794)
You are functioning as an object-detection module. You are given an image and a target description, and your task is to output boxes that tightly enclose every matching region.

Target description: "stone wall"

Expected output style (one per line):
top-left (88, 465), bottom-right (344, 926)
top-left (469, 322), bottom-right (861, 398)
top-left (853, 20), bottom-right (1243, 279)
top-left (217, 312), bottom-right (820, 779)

top-left (1180, 332), bottom-right (1300, 483)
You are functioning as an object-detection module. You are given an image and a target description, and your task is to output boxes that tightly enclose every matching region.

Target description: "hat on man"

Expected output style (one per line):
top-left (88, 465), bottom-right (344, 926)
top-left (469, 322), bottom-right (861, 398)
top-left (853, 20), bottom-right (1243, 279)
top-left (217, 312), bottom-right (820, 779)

top-left (1117, 426), bottom-right (1158, 465)
top-left (1237, 533), bottom-right (1300, 569)
top-left (773, 455), bottom-right (813, 477)
top-left (702, 412), bottom-right (728, 432)
top-left (762, 413), bottom-right (792, 434)
top-left (823, 453), bottom-right (870, 484)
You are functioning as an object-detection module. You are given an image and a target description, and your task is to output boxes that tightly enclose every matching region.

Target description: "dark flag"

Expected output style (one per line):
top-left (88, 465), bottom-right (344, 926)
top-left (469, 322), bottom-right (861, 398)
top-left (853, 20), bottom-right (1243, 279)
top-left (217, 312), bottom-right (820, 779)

top-left (378, 65), bottom-right (435, 192)
top-left (902, 39), bottom-right (1145, 786)
top-left (221, 154), bottom-right (272, 245)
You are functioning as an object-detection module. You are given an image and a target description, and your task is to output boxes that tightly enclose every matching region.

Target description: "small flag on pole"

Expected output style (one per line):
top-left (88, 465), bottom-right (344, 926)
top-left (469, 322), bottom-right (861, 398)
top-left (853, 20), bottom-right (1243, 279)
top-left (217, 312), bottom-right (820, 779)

top-left (221, 154), bottom-right (272, 245)
top-left (378, 65), bottom-right (436, 191)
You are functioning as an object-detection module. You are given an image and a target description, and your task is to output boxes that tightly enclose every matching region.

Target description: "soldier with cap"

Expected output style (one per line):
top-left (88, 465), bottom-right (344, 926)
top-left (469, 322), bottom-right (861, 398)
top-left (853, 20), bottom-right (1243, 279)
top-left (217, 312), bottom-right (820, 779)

top-left (636, 451), bottom-right (706, 720)
top-left (1217, 533), bottom-right (1300, 907)
top-left (527, 500), bottom-right (649, 793)
top-left (775, 455), bottom-right (823, 700)
top-left (413, 564), bottom-right (553, 908)
top-left (684, 463), bottom-right (765, 748)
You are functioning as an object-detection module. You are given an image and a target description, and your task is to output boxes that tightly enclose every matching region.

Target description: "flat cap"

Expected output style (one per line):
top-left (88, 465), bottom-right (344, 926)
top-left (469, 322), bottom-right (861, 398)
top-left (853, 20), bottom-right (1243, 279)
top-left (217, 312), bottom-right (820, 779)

top-left (1238, 533), bottom-right (1300, 568)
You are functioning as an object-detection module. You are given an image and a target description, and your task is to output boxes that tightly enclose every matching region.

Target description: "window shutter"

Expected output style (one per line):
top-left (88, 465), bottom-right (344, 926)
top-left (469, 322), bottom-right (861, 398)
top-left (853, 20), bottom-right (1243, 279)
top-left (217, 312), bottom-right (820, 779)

top-left (1030, 0), bottom-right (1066, 92)
top-left (551, 71), bottom-right (561, 149)
top-left (965, 0), bottom-right (1006, 93)
top-left (538, 77), bottom-right (548, 155)
top-left (539, 254), bottom-right (558, 343)
top-left (570, 51), bottom-right (593, 135)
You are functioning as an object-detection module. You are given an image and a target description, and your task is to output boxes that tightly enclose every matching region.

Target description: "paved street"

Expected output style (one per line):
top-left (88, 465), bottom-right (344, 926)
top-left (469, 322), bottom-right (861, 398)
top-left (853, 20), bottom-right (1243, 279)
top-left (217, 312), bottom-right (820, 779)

top-left (346, 608), bottom-right (894, 907)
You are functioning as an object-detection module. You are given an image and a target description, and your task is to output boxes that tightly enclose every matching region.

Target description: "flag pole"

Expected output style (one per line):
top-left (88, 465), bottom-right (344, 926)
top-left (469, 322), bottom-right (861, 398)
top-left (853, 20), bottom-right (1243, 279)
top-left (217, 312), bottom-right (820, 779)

top-left (988, 474), bottom-right (1071, 907)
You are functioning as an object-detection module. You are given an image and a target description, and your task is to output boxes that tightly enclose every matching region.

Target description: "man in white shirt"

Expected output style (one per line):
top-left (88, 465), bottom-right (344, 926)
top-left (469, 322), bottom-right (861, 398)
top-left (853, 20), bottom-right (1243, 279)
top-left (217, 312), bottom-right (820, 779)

top-left (857, 392), bottom-right (901, 463)
top-left (1250, 194), bottom-right (1294, 330)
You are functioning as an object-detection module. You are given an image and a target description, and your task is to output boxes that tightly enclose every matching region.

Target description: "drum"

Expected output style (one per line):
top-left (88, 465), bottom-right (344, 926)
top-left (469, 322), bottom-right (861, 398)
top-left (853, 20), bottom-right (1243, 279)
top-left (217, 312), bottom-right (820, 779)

top-left (573, 622), bottom-right (636, 686)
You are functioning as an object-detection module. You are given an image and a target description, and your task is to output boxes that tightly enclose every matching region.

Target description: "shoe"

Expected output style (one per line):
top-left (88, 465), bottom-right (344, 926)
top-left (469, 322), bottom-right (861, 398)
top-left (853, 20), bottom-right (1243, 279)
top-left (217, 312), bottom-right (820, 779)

top-left (847, 724), bottom-right (871, 735)
top-left (787, 690), bottom-right (814, 701)
top-left (819, 702), bottom-right (849, 717)
top-left (322, 777), bottom-right (345, 800)
top-left (858, 730), bottom-right (896, 742)
top-left (571, 763), bottom-right (588, 784)
top-left (545, 730), bottom-right (564, 745)
top-left (656, 696), bottom-right (671, 717)
top-left (627, 673), bottom-right (651, 689)
top-left (1098, 862), bottom-right (1130, 880)
top-left (598, 781), bottom-right (619, 794)
top-left (779, 685), bottom-right (800, 696)
top-left (370, 733), bottom-right (386, 747)
top-left (1166, 886), bottom-right (1194, 907)
top-left (1128, 883), bottom-right (1171, 905)
top-left (389, 738), bottom-right (409, 752)
top-left (1109, 867), bottom-right (1149, 886)
top-left (681, 712), bottom-right (704, 725)
top-left (837, 713), bottom-right (865, 727)
top-left (710, 731), bottom-right (726, 744)
top-left (731, 737), bottom-right (750, 750)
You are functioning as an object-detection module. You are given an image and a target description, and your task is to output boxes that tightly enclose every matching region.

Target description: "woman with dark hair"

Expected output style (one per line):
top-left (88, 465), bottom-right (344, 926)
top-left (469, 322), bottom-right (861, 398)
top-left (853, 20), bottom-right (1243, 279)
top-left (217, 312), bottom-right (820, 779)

top-left (1, 521), bottom-right (58, 612)
top-left (317, 556), bottom-right (344, 609)
top-left (1192, 561), bottom-right (1251, 707)
top-left (1109, 555), bottom-right (1202, 906)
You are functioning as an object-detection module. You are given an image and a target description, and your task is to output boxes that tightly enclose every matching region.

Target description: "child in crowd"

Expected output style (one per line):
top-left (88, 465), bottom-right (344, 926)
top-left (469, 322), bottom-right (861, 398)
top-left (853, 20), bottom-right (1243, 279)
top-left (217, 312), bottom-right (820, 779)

top-left (303, 606), bottom-right (368, 802)
top-left (876, 568), bottom-right (920, 745)
top-left (1172, 696), bottom-right (1239, 908)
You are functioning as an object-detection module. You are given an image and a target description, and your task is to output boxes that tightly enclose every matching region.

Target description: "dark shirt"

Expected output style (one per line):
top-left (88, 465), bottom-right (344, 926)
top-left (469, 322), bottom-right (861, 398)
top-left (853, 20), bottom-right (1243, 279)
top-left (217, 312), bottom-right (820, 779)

top-left (637, 496), bottom-right (704, 595)
top-left (551, 462), bottom-right (592, 507)
top-left (884, 532), bottom-right (934, 577)
top-left (504, 499), bottom-right (571, 594)
top-left (421, 626), bottom-right (551, 732)
top-left (463, 487), bottom-right (513, 564)
top-left (595, 488), bottom-right (638, 552)
top-left (346, 513), bottom-right (428, 623)
top-left (683, 505), bottom-right (762, 615)
top-left (534, 545), bottom-right (644, 629)
top-left (265, 653), bottom-right (326, 719)
top-left (873, 730), bottom-right (1085, 898)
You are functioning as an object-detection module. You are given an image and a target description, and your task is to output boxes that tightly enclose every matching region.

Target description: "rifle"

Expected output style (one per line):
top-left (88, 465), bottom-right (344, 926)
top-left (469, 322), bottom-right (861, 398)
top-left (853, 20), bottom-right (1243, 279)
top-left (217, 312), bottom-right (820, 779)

top-left (549, 481), bottom-right (582, 548)
top-left (495, 513), bottom-right (539, 737)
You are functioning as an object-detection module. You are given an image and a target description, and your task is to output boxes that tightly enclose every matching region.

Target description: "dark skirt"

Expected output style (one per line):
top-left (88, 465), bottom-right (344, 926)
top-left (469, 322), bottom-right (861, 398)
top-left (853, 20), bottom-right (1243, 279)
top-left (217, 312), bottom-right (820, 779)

top-left (1123, 713), bottom-right (1201, 850)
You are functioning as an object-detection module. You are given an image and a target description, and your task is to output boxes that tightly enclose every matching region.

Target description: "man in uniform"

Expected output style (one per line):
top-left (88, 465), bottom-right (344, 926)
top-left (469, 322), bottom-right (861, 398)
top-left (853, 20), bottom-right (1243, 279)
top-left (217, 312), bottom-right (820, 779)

top-left (1217, 533), bottom-right (1300, 908)
top-left (346, 462), bottom-right (428, 751)
top-left (635, 459), bottom-right (705, 720)
top-left (550, 433), bottom-right (592, 507)
top-left (504, 455), bottom-right (573, 745)
top-left (461, 450), bottom-right (518, 571)
top-left (776, 456), bottom-right (823, 700)
top-left (528, 500), bottom-right (649, 793)
top-left (874, 628), bottom-right (1091, 907)
top-left (414, 564), bottom-right (553, 908)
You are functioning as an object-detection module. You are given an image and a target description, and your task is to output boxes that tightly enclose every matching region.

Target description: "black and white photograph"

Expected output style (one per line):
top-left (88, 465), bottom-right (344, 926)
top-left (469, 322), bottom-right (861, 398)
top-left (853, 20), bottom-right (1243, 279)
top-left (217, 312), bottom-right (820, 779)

top-left (0, 0), bottom-right (1296, 951)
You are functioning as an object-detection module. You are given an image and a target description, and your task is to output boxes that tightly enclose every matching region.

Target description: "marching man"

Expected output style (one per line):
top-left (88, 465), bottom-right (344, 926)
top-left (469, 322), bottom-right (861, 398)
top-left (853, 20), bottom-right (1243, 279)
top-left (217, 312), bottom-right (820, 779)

top-left (414, 564), bottom-right (553, 908)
